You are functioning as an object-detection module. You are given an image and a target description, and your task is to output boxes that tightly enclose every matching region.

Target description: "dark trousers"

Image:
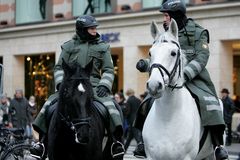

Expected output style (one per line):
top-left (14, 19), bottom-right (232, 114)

top-left (207, 125), bottom-right (225, 147)
top-left (124, 126), bottom-right (142, 150)
top-left (226, 122), bottom-right (232, 144)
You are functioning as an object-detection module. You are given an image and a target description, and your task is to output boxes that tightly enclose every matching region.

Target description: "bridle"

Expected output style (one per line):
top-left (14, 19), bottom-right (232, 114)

top-left (59, 75), bottom-right (92, 144)
top-left (149, 40), bottom-right (183, 89)
top-left (59, 113), bottom-right (91, 144)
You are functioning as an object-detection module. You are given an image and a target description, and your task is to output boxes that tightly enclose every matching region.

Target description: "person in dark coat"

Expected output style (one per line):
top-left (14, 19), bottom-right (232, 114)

top-left (26, 95), bottom-right (38, 139)
top-left (27, 96), bottom-right (38, 123)
top-left (221, 88), bottom-right (235, 146)
top-left (124, 89), bottom-right (142, 152)
top-left (114, 92), bottom-right (128, 138)
top-left (0, 94), bottom-right (10, 127)
top-left (9, 89), bottom-right (30, 130)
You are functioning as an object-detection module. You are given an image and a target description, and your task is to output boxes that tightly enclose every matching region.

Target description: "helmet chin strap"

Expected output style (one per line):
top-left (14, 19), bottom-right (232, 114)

top-left (76, 28), bottom-right (97, 41)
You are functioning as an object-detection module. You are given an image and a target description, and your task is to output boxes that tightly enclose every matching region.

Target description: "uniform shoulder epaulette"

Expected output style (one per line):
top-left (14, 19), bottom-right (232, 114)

top-left (97, 40), bottom-right (110, 51)
top-left (194, 22), bottom-right (209, 43)
top-left (61, 39), bottom-right (75, 51)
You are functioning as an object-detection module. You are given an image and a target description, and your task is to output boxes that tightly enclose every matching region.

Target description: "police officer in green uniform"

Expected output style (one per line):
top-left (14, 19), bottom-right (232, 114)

top-left (31, 15), bottom-right (125, 159)
top-left (135, 0), bottom-right (228, 159)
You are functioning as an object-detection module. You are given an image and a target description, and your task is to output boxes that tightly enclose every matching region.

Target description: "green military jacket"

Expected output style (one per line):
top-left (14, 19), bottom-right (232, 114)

top-left (54, 34), bottom-right (114, 92)
top-left (141, 19), bottom-right (224, 126)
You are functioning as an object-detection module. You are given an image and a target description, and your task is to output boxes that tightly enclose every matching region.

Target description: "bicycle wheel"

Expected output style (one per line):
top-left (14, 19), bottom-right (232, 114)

top-left (1, 144), bottom-right (32, 160)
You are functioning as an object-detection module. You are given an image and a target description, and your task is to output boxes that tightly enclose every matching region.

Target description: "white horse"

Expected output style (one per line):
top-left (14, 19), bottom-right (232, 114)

top-left (142, 19), bottom-right (216, 160)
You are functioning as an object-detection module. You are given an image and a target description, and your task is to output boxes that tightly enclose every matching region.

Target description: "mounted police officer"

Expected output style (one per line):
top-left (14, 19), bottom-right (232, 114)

top-left (31, 15), bottom-right (125, 159)
top-left (134, 0), bottom-right (229, 159)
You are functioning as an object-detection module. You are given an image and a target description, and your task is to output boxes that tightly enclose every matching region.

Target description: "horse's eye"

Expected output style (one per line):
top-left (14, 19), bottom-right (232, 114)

top-left (149, 52), bottom-right (151, 57)
top-left (171, 51), bottom-right (176, 56)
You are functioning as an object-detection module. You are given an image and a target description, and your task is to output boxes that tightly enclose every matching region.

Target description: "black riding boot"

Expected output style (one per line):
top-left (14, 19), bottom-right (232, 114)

top-left (133, 130), bottom-right (146, 158)
top-left (132, 96), bottom-right (153, 158)
top-left (134, 95), bottom-right (153, 131)
top-left (111, 126), bottom-right (125, 159)
top-left (30, 133), bottom-right (47, 160)
top-left (209, 125), bottom-right (229, 160)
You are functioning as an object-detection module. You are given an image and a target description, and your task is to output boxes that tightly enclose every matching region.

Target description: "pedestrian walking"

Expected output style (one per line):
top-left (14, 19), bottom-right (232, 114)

top-left (9, 89), bottom-right (31, 135)
top-left (124, 89), bottom-right (142, 153)
top-left (114, 92), bottom-right (128, 138)
top-left (27, 95), bottom-right (38, 139)
top-left (221, 88), bottom-right (235, 146)
top-left (0, 94), bottom-right (10, 127)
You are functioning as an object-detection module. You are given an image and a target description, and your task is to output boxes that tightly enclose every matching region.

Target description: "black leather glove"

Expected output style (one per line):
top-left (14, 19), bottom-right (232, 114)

top-left (136, 59), bottom-right (147, 72)
top-left (96, 86), bottom-right (109, 97)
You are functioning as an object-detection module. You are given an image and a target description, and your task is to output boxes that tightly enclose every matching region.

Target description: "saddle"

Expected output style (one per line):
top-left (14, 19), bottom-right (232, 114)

top-left (45, 99), bottom-right (123, 129)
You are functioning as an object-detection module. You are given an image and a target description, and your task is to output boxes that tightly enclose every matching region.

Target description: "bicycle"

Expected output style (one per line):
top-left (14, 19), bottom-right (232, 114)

top-left (0, 127), bottom-right (33, 160)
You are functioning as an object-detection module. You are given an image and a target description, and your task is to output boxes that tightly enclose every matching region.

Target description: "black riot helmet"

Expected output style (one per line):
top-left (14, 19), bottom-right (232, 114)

top-left (76, 15), bottom-right (99, 40)
top-left (159, 0), bottom-right (186, 15)
top-left (160, 0), bottom-right (187, 30)
top-left (76, 15), bottom-right (98, 30)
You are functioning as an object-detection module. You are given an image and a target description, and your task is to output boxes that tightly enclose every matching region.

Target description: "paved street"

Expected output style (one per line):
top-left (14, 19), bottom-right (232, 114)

top-left (124, 141), bottom-right (240, 160)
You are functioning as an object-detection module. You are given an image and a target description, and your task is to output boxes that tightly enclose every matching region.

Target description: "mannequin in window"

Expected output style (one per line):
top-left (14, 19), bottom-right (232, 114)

top-left (39, 0), bottom-right (47, 19)
top-left (105, 0), bottom-right (111, 12)
top-left (84, 0), bottom-right (94, 14)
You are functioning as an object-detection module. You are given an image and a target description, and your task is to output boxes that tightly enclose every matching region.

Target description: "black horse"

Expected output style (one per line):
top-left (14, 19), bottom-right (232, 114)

top-left (47, 60), bottom-right (115, 160)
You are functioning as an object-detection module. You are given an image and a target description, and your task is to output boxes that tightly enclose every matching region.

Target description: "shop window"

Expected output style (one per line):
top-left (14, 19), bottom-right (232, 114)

top-left (142, 0), bottom-right (163, 9)
top-left (233, 55), bottom-right (240, 97)
top-left (142, 0), bottom-right (189, 9)
top-left (16, 0), bottom-right (46, 24)
top-left (0, 57), bottom-right (2, 94)
top-left (25, 54), bottom-right (55, 109)
top-left (72, 0), bottom-right (111, 17)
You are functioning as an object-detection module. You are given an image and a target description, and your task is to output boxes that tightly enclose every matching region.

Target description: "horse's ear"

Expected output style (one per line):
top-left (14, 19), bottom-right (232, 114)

top-left (85, 60), bottom-right (93, 77)
top-left (151, 21), bottom-right (160, 39)
top-left (168, 19), bottom-right (178, 40)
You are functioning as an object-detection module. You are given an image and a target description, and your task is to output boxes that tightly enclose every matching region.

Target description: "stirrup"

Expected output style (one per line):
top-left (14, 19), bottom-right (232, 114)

top-left (111, 141), bottom-right (125, 158)
top-left (30, 142), bottom-right (45, 159)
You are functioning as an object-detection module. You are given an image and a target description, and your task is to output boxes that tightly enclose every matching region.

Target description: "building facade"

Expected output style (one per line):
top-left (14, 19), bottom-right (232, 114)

top-left (0, 0), bottom-right (239, 106)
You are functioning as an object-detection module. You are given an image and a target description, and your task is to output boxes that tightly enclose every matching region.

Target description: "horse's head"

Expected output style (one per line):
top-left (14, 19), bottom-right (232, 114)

top-left (59, 59), bottom-right (94, 144)
top-left (147, 19), bottom-right (183, 98)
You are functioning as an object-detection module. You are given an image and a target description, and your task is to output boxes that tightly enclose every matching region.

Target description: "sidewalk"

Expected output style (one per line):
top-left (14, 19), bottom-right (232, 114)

top-left (226, 142), bottom-right (240, 157)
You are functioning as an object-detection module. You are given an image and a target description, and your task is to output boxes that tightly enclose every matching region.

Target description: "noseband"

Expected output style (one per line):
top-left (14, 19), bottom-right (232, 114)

top-left (59, 113), bottom-right (91, 144)
top-left (149, 41), bottom-right (182, 89)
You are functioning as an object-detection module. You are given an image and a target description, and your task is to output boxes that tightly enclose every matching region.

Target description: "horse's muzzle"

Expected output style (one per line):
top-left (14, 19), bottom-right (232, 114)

top-left (147, 81), bottom-right (163, 98)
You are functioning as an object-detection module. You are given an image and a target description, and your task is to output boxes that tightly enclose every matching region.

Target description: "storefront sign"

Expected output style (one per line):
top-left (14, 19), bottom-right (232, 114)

top-left (101, 32), bottom-right (120, 43)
